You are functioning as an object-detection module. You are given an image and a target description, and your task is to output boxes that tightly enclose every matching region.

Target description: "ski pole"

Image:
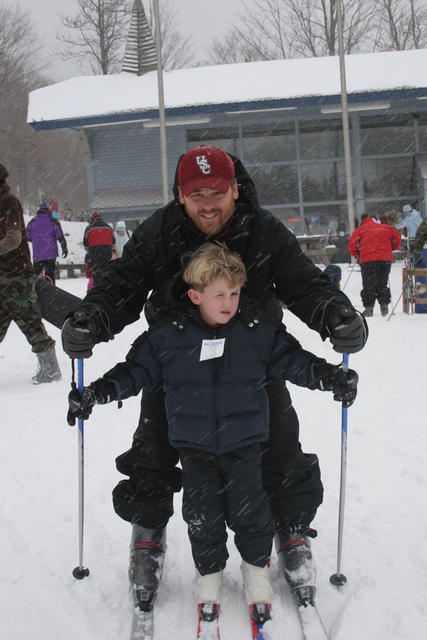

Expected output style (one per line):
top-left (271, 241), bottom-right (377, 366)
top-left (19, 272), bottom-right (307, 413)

top-left (341, 260), bottom-right (357, 292)
top-left (387, 288), bottom-right (403, 320)
top-left (72, 357), bottom-right (90, 580)
top-left (388, 277), bottom-right (393, 312)
top-left (330, 352), bottom-right (349, 587)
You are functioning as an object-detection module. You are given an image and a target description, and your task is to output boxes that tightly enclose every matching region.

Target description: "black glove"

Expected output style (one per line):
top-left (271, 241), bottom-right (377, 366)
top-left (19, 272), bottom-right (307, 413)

top-left (67, 378), bottom-right (117, 426)
top-left (61, 311), bottom-right (99, 358)
top-left (326, 306), bottom-right (368, 354)
top-left (60, 239), bottom-right (68, 259)
top-left (313, 362), bottom-right (359, 408)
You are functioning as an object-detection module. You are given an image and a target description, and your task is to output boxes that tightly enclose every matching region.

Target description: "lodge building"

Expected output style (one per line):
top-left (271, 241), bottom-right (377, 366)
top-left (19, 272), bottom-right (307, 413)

top-left (28, 46), bottom-right (427, 237)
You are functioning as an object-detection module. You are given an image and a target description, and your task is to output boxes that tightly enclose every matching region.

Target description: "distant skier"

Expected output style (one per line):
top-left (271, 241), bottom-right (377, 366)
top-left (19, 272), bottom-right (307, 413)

top-left (114, 220), bottom-right (131, 258)
top-left (83, 211), bottom-right (114, 288)
top-left (348, 214), bottom-right (401, 317)
top-left (68, 243), bottom-right (358, 612)
top-left (26, 198), bottom-right (68, 284)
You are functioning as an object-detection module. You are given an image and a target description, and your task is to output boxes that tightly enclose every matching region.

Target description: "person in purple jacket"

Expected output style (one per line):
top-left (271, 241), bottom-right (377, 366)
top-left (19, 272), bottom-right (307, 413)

top-left (26, 198), bottom-right (68, 284)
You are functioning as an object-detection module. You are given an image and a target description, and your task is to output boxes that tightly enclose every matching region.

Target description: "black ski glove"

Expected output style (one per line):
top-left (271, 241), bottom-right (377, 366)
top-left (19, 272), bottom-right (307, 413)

top-left (60, 239), bottom-right (68, 259)
top-left (67, 377), bottom-right (117, 426)
top-left (312, 362), bottom-right (359, 408)
top-left (62, 312), bottom-right (98, 358)
top-left (326, 306), bottom-right (368, 354)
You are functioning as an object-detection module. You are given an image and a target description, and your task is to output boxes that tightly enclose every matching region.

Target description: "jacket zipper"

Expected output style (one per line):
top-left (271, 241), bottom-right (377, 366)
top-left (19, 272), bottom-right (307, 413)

top-left (211, 330), bottom-right (220, 451)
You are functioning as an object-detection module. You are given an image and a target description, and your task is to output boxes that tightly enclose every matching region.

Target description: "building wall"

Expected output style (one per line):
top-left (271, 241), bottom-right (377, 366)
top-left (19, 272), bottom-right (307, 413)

top-left (83, 104), bottom-right (427, 233)
top-left (85, 124), bottom-right (185, 188)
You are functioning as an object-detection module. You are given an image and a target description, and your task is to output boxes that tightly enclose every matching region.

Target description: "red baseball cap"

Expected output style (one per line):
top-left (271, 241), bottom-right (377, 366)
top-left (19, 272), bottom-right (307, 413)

top-left (178, 146), bottom-right (235, 197)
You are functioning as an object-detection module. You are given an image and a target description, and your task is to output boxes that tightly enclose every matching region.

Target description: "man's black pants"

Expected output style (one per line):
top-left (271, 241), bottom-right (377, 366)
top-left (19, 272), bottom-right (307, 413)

top-left (34, 260), bottom-right (57, 285)
top-left (179, 445), bottom-right (274, 575)
top-left (89, 247), bottom-right (113, 288)
top-left (113, 380), bottom-right (324, 533)
top-left (360, 260), bottom-right (392, 307)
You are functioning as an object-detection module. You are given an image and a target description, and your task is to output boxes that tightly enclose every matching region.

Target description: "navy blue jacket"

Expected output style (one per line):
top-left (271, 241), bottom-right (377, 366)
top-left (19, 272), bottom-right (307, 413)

top-left (103, 304), bottom-right (324, 455)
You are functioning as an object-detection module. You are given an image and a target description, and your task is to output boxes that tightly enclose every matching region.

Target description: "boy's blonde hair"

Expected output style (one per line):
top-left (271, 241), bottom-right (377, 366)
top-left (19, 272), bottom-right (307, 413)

top-left (183, 243), bottom-right (246, 292)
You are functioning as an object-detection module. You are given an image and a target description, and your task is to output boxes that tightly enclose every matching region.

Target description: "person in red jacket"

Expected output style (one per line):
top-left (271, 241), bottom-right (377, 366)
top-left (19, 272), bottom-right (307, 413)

top-left (83, 211), bottom-right (115, 288)
top-left (348, 214), bottom-right (402, 317)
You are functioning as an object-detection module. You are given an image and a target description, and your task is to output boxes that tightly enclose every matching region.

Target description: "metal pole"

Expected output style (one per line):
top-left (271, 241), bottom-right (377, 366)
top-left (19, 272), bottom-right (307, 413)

top-left (336, 0), bottom-right (356, 236)
top-left (153, 0), bottom-right (169, 204)
top-left (330, 352), bottom-right (349, 586)
top-left (72, 358), bottom-right (90, 580)
top-left (341, 260), bottom-right (358, 292)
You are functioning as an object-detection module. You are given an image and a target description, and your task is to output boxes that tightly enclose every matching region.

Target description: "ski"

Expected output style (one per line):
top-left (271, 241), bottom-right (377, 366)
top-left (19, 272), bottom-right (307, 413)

top-left (35, 276), bottom-right (82, 329)
top-left (197, 602), bottom-right (220, 640)
top-left (292, 588), bottom-right (330, 640)
top-left (130, 606), bottom-right (153, 640)
top-left (249, 603), bottom-right (272, 640)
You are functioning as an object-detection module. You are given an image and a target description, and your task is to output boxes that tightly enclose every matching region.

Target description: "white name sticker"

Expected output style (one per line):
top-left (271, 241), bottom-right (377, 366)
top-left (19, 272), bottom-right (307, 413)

top-left (200, 338), bottom-right (225, 361)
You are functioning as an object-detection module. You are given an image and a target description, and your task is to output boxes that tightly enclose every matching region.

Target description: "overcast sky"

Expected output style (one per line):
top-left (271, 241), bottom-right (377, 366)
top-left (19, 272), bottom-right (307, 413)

top-left (14, 0), bottom-right (251, 81)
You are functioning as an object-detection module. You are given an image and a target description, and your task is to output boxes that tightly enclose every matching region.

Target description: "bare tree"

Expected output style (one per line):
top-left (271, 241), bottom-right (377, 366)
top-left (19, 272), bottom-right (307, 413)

top-left (207, 0), bottom-right (378, 63)
top-left (0, 3), bottom-right (43, 86)
top-left (209, 31), bottom-right (270, 64)
top-left (0, 4), bottom-right (88, 213)
top-left (144, 0), bottom-right (196, 70)
top-left (56, 0), bottom-right (133, 75)
top-left (373, 0), bottom-right (427, 50)
top-left (285, 0), bottom-right (378, 56)
top-left (208, 0), bottom-right (291, 64)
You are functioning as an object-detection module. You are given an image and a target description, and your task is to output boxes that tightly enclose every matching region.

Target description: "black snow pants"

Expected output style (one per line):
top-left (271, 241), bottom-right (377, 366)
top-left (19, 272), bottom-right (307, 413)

top-left (360, 260), bottom-right (392, 307)
top-left (113, 379), bottom-right (324, 533)
top-left (34, 259), bottom-right (57, 285)
top-left (88, 246), bottom-right (113, 288)
top-left (179, 445), bottom-right (274, 575)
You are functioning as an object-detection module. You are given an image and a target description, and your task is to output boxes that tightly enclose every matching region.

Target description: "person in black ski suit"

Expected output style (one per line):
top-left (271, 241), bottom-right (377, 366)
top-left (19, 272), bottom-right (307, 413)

top-left (61, 145), bottom-right (368, 605)
top-left (67, 243), bottom-right (358, 607)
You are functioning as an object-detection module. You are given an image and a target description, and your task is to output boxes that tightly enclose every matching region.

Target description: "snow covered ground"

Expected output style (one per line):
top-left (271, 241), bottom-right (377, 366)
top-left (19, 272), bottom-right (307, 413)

top-left (1, 262), bottom-right (426, 639)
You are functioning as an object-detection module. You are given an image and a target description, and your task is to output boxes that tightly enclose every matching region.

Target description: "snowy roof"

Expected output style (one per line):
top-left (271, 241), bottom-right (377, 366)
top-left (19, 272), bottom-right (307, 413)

top-left (28, 48), bottom-right (427, 129)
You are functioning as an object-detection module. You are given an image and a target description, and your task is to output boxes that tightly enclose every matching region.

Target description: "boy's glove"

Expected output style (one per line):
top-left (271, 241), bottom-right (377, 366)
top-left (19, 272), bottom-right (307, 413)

top-left (62, 309), bottom-right (101, 358)
top-left (67, 378), bottom-right (117, 426)
top-left (312, 362), bottom-right (359, 408)
top-left (326, 306), bottom-right (368, 354)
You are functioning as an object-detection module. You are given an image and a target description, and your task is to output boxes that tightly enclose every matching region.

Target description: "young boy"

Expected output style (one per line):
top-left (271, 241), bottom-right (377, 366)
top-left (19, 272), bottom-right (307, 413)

top-left (68, 243), bottom-right (358, 612)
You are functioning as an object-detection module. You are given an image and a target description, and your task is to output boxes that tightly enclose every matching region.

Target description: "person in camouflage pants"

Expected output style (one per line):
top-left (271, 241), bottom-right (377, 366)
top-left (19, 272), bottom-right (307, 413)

top-left (0, 163), bottom-right (61, 383)
top-left (0, 272), bottom-right (53, 352)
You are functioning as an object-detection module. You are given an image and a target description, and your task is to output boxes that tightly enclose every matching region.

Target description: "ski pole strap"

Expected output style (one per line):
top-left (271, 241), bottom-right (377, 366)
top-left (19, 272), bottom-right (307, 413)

top-left (71, 358), bottom-right (77, 391)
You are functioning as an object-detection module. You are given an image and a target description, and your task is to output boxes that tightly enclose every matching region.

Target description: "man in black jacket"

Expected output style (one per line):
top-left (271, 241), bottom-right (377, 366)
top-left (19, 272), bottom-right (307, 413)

top-left (62, 145), bottom-right (367, 608)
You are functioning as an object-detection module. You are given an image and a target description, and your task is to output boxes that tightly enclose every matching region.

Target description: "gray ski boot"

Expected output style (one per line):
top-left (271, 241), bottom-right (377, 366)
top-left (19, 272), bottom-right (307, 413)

top-left (32, 345), bottom-right (62, 384)
top-left (275, 528), bottom-right (317, 606)
top-left (129, 525), bottom-right (167, 612)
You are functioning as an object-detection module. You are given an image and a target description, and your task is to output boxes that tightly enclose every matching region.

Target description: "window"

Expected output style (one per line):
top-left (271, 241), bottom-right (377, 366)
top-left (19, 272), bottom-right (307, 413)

top-left (416, 113), bottom-right (427, 151)
top-left (303, 204), bottom-right (351, 234)
top-left (363, 157), bottom-right (417, 197)
top-left (301, 161), bottom-right (346, 202)
top-left (299, 119), bottom-right (345, 160)
top-left (242, 122), bottom-right (296, 162)
top-left (360, 115), bottom-right (414, 155)
top-left (249, 165), bottom-right (299, 205)
top-left (186, 127), bottom-right (239, 155)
